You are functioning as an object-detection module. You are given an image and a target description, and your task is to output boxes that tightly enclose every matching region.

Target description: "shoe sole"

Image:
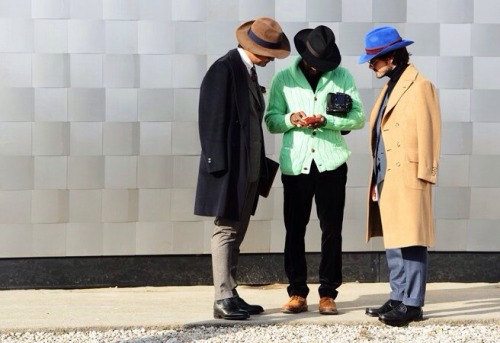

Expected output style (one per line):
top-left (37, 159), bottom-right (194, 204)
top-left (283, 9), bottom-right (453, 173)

top-left (281, 306), bottom-right (308, 314)
top-left (213, 313), bottom-right (249, 320)
top-left (319, 309), bottom-right (338, 315)
top-left (379, 314), bottom-right (424, 327)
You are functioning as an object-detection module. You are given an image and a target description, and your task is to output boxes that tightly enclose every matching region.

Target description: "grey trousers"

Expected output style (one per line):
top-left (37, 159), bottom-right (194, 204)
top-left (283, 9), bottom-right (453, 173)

top-left (386, 246), bottom-right (428, 307)
top-left (211, 181), bottom-right (258, 301)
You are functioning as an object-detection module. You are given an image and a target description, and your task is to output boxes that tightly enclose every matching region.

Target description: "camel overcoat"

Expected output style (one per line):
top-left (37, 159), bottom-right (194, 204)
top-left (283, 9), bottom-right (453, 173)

top-left (367, 64), bottom-right (441, 249)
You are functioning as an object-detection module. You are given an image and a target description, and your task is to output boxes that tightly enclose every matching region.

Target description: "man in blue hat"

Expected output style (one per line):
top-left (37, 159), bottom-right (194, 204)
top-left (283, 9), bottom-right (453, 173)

top-left (265, 25), bottom-right (365, 315)
top-left (359, 26), bottom-right (441, 326)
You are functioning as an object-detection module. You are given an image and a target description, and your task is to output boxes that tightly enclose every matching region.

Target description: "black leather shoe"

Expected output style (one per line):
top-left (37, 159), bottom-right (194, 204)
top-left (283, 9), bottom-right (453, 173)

top-left (365, 299), bottom-right (402, 317)
top-left (379, 303), bottom-right (423, 326)
top-left (213, 298), bottom-right (249, 320)
top-left (235, 297), bottom-right (264, 315)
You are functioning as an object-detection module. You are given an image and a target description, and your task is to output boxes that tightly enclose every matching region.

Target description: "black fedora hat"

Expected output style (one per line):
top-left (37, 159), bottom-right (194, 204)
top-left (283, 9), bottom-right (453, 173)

top-left (294, 25), bottom-right (341, 72)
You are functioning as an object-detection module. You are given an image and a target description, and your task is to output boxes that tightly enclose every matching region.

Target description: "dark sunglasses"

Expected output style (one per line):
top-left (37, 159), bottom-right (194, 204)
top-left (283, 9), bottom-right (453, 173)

top-left (368, 58), bottom-right (379, 67)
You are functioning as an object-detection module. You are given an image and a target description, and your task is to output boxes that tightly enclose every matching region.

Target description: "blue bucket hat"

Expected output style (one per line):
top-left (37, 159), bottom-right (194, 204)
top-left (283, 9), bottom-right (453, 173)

top-left (358, 26), bottom-right (413, 64)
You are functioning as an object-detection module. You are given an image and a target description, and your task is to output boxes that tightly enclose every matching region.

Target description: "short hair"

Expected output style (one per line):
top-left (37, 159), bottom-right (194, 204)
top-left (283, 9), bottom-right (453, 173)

top-left (378, 47), bottom-right (410, 66)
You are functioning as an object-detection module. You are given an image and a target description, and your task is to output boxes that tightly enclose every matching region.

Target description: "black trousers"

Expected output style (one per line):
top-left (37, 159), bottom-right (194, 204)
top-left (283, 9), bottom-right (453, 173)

top-left (282, 161), bottom-right (347, 299)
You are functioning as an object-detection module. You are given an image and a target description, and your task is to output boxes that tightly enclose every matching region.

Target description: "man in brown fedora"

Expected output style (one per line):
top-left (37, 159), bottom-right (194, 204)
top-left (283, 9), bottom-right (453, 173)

top-left (265, 25), bottom-right (365, 315)
top-left (194, 17), bottom-right (290, 320)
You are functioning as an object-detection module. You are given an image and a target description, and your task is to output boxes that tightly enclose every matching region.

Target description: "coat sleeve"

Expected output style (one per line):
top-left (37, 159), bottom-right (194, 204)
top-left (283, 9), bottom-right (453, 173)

top-left (198, 62), bottom-right (232, 174)
top-left (416, 80), bottom-right (441, 184)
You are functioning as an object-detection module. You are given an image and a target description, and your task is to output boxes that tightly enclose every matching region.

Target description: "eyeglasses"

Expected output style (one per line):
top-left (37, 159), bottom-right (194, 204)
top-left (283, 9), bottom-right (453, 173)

top-left (368, 58), bottom-right (379, 67)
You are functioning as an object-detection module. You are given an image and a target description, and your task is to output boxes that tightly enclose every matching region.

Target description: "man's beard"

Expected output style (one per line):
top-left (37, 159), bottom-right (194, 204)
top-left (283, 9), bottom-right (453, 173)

top-left (375, 64), bottom-right (395, 78)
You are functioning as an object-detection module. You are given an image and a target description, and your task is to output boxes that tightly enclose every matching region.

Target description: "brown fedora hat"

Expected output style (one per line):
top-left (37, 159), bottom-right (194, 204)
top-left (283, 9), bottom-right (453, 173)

top-left (236, 17), bottom-right (290, 59)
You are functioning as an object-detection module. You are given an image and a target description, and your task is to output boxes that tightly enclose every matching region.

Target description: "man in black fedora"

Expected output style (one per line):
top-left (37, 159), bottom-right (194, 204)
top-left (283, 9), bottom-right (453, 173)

top-left (194, 17), bottom-right (290, 320)
top-left (265, 25), bottom-right (365, 315)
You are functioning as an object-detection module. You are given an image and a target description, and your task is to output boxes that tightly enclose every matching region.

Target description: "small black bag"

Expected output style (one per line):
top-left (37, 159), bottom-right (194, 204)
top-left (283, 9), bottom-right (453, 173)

top-left (326, 92), bottom-right (353, 117)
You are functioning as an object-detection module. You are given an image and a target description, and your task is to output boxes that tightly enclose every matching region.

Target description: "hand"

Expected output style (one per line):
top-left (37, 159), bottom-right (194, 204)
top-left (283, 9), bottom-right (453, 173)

top-left (290, 111), bottom-right (307, 127)
top-left (305, 114), bottom-right (325, 129)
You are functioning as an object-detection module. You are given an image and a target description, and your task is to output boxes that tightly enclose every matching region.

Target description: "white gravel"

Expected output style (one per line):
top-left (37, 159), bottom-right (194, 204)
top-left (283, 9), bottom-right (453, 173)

top-left (1, 323), bottom-right (498, 343)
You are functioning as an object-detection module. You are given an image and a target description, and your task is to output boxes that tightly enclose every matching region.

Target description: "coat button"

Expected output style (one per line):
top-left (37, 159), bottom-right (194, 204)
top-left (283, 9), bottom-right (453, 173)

top-left (311, 148), bottom-right (315, 153)
top-left (396, 162), bottom-right (401, 167)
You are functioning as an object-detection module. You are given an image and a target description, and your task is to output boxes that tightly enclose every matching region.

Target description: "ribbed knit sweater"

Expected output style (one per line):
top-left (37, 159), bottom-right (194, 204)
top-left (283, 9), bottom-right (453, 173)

top-left (265, 57), bottom-right (366, 175)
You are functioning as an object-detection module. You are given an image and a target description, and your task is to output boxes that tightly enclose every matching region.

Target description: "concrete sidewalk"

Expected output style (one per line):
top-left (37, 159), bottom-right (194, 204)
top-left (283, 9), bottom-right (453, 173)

top-left (0, 283), bottom-right (498, 332)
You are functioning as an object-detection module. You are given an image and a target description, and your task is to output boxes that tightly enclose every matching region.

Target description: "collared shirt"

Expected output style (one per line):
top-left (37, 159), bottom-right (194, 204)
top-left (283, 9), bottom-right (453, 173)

top-left (237, 48), bottom-right (254, 76)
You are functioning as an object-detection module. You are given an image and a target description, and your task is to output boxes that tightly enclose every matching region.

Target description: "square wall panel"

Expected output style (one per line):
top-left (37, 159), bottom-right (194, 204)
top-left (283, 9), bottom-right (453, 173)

top-left (68, 20), bottom-right (104, 53)
top-left (70, 122), bottom-right (103, 156)
top-left (472, 123), bottom-right (500, 155)
top-left (32, 54), bottom-right (70, 87)
top-left (434, 187), bottom-right (470, 219)
top-left (0, 53), bottom-right (31, 87)
top-left (67, 156), bottom-right (105, 189)
top-left (470, 188), bottom-right (500, 220)
top-left (434, 219), bottom-right (467, 251)
top-left (344, 187), bottom-right (367, 220)
top-left (103, 54), bottom-right (139, 88)
top-left (172, 0), bottom-right (207, 21)
top-left (31, 190), bottom-right (69, 223)
top-left (0, 191), bottom-right (31, 224)
top-left (138, 21), bottom-right (174, 54)
top-left (0, 19), bottom-right (33, 52)
top-left (34, 156), bottom-right (68, 189)
top-left (171, 55), bottom-right (206, 88)
top-left (105, 20), bottom-right (138, 54)
top-left (240, 221), bottom-right (271, 253)
top-left (138, 89), bottom-right (174, 122)
top-left (170, 189), bottom-right (198, 221)
top-left (171, 122), bottom-right (200, 155)
top-left (439, 89), bottom-right (470, 122)
top-left (136, 222), bottom-right (173, 255)
top-left (0, 88), bottom-right (33, 122)
top-left (270, 220), bottom-right (285, 253)
top-left (437, 57), bottom-right (472, 89)
top-left (105, 89), bottom-right (138, 122)
top-left (342, 219), bottom-right (369, 252)
top-left (407, 0), bottom-right (438, 23)
top-left (206, 21), bottom-right (239, 55)
top-left (469, 155), bottom-right (500, 187)
top-left (207, 0), bottom-right (237, 21)
top-left (467, 219), bottom-right (500, 251)
top-left (175, 22), bottom-right (206, 54)
top-left (342, 0), bottom-right (372, 22)
top-left (102, 189), bottom-right (139, 222)
top-left (405, 24), bottom-right (439, 56)
top-left (307, 0), bottom-right (342, 22)
top-left (472, 25), bottom-right (500, 57)
top-left (32, 0), bottom-right (70, 19)
top-left (345, 154), bottom-right (371, 188)
top-left (66, 223), bottom-right (103, 256)
top-left (103, 0), bottom-right (139, 20)
top-left (436, 155), bottom-right (469, 187)
top-left (139, 0), bottom-right (172, 20)
top-left (275, 0), bottom-right (307, 22)
top-left (32, 122), bottom-right (70, 156)
top-left (70, 54), bottom-right (103, 88)
top-left (172, 156), bottom-right (200, 188)
top-left (68, 88), bottom-right (105, 122)
top-left (471, 90), bottom-right (500, 122)
top-left (140, 55), bottom-right (172, 88)
top-left (35, 88), bottom-right (68, 122)
top-left (338, 23), bottom-right (373, 57)
top-left (69, 190), bottom-right (102, 223)
top-left (32, 224), bottom-right (67, 257)
top-left (137, 156), bottom-right (173, 188)
top-left (473, 57), bottom-right (500, 89)
top-left (138, 189), bottom-right (171, 221)
top-left (474, 0), bottom-right (500, 24)
top-left (0, 156), bottom-right (33, 190)
top-left (105, 156), bottom-right (138, 189)
top-left (103, 122), bottom-right (140, 156)
top-left (0, 224), bottom-right (32, 257)
top-left (440, 122), bottom-right (472, 155)
top-left (0, 123), bottom-right (31, 155)
top-left (171, 221), bottom-right (204, 254)
top-left (139, 122), bottom-right (172, 155)
top-left (438, 0), bottom-right (473, 23)
top-left (0, 0), bottom-right (31, 18)
top-left (34, 19), bottom-right (68, 53)
top-left (440, 24), bottom-right (471, 57)
top-left (238, 0), bottom-right (275, 20)
top-left (373, 0), bottom-right (407, 23)
top-left (70, 0), bottom-right (103, 19)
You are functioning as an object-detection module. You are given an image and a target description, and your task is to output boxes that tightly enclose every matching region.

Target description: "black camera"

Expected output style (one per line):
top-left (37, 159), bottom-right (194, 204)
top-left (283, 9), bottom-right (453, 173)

top-left (326, 92), bottom-right (353, 117)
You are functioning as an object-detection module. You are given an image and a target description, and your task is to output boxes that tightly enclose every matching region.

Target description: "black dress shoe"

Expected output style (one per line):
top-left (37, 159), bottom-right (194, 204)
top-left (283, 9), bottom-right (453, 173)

top-left (213, 297), bottom-right (249, 320)
top-left (235, 297), bottom-right (264, 315)
top-left (379, 303), bottom-right (423, 326)
top-left (365, 299), bottom-right (402, 317)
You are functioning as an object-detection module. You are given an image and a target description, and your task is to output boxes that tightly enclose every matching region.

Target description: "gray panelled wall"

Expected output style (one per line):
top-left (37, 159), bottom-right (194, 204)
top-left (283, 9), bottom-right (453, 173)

top-left (0, 0), bottom-right (499, 262)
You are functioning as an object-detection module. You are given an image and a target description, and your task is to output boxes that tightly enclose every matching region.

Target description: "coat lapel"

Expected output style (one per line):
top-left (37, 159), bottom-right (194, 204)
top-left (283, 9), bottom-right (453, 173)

top-left (384, 64), bottom-right (419, 116)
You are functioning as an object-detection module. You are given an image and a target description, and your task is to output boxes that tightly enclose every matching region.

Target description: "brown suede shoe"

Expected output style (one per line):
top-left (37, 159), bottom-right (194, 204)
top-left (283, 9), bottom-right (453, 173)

top-left (281, 295), bottom-right (308, 314)
top-left (319, 297), bottom-right (338, 315)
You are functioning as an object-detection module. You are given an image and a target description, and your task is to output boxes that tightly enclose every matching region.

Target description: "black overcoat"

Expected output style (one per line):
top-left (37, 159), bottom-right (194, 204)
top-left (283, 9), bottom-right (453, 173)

top-left (194, 49), bottom-right (269, 221)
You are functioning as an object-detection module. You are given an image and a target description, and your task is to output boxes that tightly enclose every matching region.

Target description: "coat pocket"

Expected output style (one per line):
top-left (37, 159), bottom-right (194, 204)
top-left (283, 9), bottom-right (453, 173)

top-left (404, 150), bottom-right (425, 190)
